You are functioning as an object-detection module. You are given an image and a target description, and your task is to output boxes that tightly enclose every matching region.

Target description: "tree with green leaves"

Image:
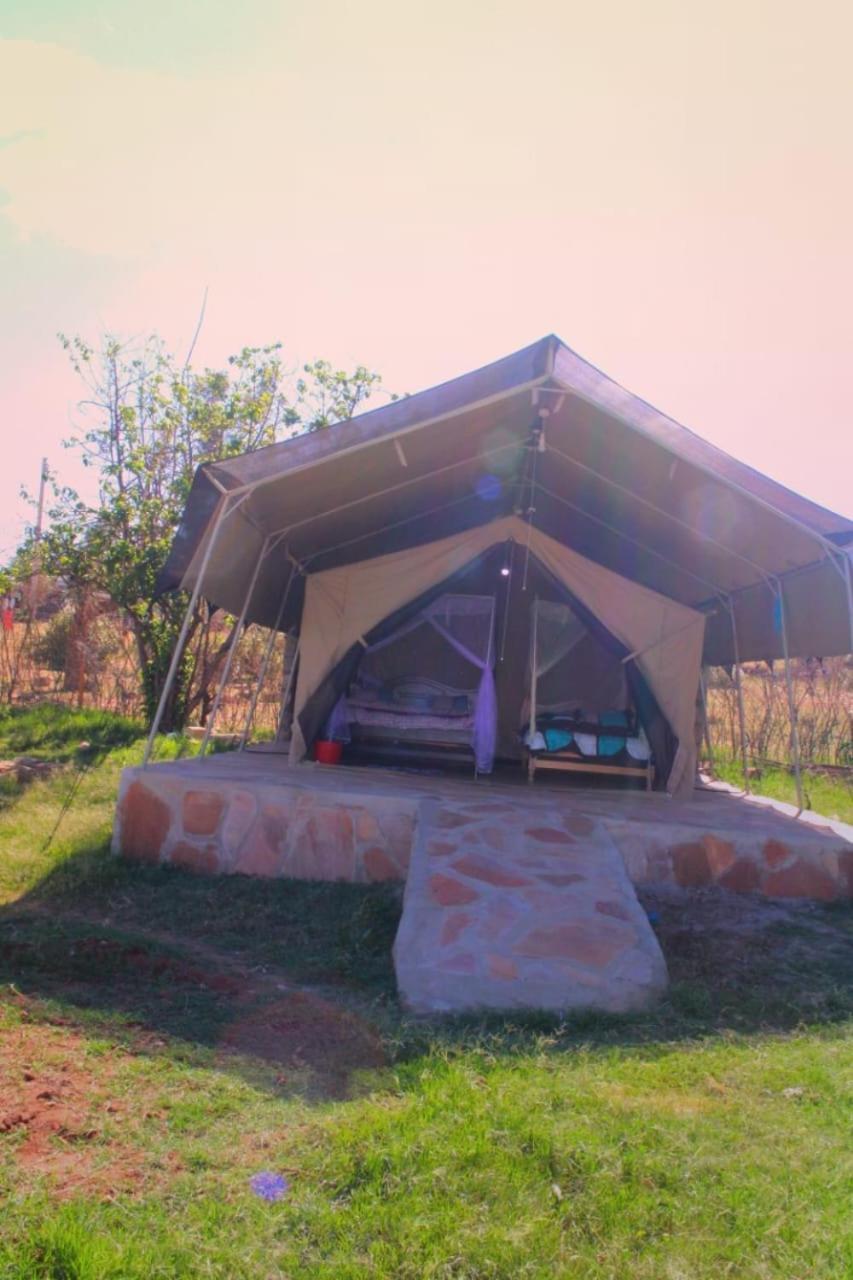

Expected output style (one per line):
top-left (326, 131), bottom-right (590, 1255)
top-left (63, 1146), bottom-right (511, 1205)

top-left (21, 334), bottom-right (385, 730)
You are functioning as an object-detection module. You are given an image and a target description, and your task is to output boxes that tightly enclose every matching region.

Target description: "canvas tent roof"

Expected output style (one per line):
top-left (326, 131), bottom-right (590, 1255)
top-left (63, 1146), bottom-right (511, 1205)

top-left (158, 335), bottom-right (853, 664)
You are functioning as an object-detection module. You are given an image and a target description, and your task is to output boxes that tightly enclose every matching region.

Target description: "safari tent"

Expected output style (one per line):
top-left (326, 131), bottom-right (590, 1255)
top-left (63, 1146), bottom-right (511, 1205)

top-left (153, 335), bottom-right (853, 802)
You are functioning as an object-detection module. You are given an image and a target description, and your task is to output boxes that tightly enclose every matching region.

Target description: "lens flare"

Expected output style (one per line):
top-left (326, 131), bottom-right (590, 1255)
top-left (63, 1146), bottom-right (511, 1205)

top-left (474, 473), bottom-right (502, 502)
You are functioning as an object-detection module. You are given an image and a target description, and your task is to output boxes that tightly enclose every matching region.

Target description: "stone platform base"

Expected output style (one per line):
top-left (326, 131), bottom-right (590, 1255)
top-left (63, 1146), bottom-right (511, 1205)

top-left (394, 798), bottom-right (667, 1014)
top-left (113, 754), bottom-right (853, 902)
top-left (113, 754), bottom-right (853, 1016)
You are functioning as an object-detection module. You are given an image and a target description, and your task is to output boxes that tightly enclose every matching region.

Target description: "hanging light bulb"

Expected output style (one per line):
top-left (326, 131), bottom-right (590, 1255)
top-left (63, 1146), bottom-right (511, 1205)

top-left (500, 565), bottom-right (511, 577)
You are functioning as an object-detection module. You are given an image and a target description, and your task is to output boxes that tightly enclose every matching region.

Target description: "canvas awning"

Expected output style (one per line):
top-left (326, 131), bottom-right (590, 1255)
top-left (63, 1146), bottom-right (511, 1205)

top-left (157, 335), bottom-right (853, 663)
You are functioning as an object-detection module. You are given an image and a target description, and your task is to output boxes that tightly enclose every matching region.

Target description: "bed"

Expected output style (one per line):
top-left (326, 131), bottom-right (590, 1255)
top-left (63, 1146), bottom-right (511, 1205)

top-left (335, 676), bottom-right (479, 768)
top-left (323, 592), bottom-right (498, 774)
top-left (522, 704), bottom-right (653, 788)
top-left (524, 597), bottom-right (654, 788)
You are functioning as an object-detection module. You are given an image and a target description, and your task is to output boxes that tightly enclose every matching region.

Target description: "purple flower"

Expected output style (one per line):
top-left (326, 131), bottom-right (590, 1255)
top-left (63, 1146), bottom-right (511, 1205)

top-left (250, 1171), bottom-right (290, 1202)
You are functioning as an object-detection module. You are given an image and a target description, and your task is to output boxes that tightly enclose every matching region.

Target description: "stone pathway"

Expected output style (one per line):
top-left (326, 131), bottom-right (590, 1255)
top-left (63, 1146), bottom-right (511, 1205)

top-left (393, 795), bottom-right (668, 1014)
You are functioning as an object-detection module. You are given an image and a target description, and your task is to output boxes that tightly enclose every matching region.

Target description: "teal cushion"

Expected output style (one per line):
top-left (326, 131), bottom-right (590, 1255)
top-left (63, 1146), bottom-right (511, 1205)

top-left (543, 728), bottom-right (573, 752)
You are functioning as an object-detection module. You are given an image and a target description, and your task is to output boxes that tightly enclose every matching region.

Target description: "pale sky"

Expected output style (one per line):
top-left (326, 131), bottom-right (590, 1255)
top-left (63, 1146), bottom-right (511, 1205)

top-left (1, 0), bottom-right (851, 558)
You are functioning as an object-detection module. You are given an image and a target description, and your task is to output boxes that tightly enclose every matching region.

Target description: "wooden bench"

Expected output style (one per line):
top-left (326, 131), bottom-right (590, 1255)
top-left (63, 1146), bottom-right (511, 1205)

top-left (527, 749), bottom-right (653, 790)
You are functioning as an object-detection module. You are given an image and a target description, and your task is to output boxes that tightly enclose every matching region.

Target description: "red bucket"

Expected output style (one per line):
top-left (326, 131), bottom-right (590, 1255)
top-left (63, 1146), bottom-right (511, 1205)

top-left (314, 739), bottom-right (343, 765)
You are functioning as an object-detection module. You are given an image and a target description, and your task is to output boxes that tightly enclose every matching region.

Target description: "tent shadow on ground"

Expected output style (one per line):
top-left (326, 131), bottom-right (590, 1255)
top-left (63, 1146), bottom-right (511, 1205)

top-left (2, 841), bottom-right (852, 1104)
top-left (0, 845), bottom-right (402, 1103)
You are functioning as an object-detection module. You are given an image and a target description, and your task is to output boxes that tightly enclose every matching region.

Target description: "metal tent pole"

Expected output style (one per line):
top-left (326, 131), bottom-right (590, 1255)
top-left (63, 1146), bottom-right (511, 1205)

top-left (775, 580), bottom-right (805, 813)
top-left (527, 597), bottom-right (538, 782)
top-left (143, 495), bottom-right (234, 766)
top-left (498, 538), bottom-right (515, 662)
top-left (698, 667), bottom-right (715, 776)
top-left (238, 566), bottom-right (297, 750)
top-left (725, 598), bottom-right (750, 794)
top-left (275, 637), bottom-right (301, 742)
top-left (199, 536), bottom-right (270, 758)
top-left (843, 549), bottom-right (853, 653)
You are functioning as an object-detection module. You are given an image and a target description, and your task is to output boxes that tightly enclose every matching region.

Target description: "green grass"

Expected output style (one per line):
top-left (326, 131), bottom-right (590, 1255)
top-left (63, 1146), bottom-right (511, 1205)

top-left (711, 752), bottom-right (853, 825)
top-left (0, 709), bottom-right (851, 1278)
top-left (0, 702), bottom-right (143, 762)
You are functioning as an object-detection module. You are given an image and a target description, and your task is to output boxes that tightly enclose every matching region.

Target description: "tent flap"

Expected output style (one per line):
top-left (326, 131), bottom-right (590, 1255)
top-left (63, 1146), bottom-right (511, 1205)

top-left (293, 515), bottom-right (705, 795)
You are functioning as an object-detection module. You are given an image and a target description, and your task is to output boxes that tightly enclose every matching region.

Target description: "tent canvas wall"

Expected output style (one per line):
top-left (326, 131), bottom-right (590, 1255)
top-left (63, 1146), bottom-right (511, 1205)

top-left (291, 515), bottom-right (705, 795)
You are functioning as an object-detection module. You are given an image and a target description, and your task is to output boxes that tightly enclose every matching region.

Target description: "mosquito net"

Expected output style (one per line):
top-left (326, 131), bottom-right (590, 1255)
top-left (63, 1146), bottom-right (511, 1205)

top-left (332, 593), bottom-right (498, 772)
top-left (528, 598), bottom-right (631, 730)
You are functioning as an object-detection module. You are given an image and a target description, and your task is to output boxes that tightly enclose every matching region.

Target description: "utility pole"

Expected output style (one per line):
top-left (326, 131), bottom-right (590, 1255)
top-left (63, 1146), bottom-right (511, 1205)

top-left (29, 457), bottom-right (48, 618)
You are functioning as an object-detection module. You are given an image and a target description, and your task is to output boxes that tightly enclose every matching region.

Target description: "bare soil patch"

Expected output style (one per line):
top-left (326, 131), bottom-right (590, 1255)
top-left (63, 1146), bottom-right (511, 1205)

top-left (2, 919), bottom-right (387, 1133)
top-left (0, 1016), bottom-right (170, 1199)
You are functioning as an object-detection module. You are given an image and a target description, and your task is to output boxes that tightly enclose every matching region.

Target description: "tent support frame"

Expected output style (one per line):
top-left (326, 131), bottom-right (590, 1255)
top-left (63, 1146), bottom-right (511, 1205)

top-left (698, 667), bottom-right (715, 775)
top-left (724, 597), bottom-right (751, 794)
top-left (238, 558), bottom-right (299, 750)
top-left (527, 594), bottom-right (538, 750)
top-left (266, 439), bottom-right (522, 549)
top-left (548, 434), bottom-right (853, 657)
top-left (535, 482), bottom-right (730, 603)
top-left (551, 373), bottom-right (852, 601)
top-left (547, 442), bottom-right (778, 594)
top-left (498, 538), bottom-right (515, 661)
top-left (839, 549), bottom-right (853, 651)
top-left (143, 490), bottom-right (252, 766)
top-left (773, 578), bottom-right (805, 813)
top-left (208, 376), bottom-right (550, 503)
top-left (277, 638), bottom-right (301, 744)
top-left (198, 534), bottom-right (271, 758)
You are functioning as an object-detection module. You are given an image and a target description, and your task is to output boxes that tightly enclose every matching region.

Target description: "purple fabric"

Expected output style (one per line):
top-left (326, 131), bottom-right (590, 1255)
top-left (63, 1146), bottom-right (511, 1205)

top-left (427, 615), bottom-right (496, 773)
top-left (473, 664), bottom-right (498, 773)
top-left (325, 694), bottom-right (351, 741)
